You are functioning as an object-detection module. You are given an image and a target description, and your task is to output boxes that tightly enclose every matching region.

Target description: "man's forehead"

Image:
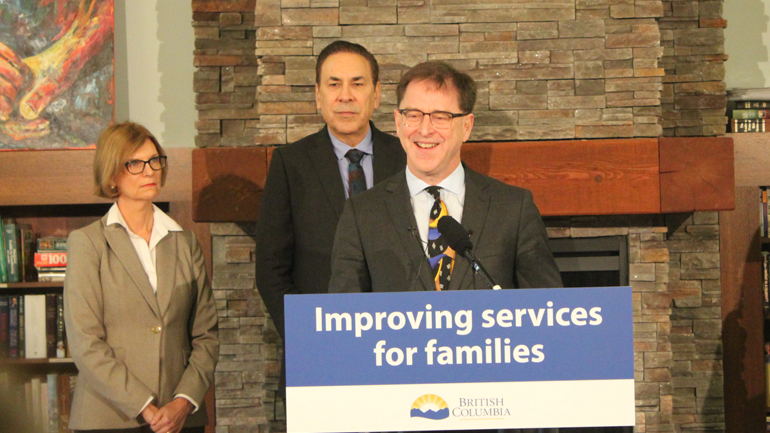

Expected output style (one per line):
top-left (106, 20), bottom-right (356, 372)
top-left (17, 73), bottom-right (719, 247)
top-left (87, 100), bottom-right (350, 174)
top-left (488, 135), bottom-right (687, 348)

top-left (401, 79), bottom-right (462, 109)
top-left (319, 53), bottom-right (372, 80)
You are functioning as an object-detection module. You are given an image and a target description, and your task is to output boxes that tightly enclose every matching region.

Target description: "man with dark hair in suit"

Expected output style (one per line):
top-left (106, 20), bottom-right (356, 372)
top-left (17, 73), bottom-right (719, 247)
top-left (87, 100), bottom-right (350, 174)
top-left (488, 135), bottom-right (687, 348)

top-left (254, 41), bottom-right (406, 398)
top-left (329, 61), bottom-right (562, 294)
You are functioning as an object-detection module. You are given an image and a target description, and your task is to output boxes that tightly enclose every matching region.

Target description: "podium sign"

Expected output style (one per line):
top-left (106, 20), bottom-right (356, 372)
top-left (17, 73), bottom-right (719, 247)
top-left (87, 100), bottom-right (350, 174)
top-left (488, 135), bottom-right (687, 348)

top-left (285, 287), bottom-right (634, 432)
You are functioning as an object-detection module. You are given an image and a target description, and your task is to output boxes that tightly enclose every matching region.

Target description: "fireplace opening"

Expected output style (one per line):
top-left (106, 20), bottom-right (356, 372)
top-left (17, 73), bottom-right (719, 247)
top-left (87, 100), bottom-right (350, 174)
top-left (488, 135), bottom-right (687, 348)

top-left (549, 236), bottom-right (629, 288)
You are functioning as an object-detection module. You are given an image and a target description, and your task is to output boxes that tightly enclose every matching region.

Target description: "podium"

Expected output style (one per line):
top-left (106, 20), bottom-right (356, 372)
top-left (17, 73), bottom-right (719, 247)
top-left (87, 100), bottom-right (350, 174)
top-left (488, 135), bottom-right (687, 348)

top-left (285, 287), bottom-right (634, 433)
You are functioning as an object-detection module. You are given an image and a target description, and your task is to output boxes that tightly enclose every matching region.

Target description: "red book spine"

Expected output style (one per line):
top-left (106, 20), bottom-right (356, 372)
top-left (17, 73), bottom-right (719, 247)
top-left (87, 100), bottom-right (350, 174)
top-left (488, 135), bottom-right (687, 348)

top-left (34, 252), bottom-right (68, 268)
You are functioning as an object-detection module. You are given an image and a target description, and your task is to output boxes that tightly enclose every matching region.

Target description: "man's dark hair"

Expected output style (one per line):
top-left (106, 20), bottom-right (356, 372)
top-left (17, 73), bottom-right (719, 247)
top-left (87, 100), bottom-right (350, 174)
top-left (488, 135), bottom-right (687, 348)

top-left (315, 40), bottom-right (380, 85)
top-left (396, 61), bottom-right (476, 114)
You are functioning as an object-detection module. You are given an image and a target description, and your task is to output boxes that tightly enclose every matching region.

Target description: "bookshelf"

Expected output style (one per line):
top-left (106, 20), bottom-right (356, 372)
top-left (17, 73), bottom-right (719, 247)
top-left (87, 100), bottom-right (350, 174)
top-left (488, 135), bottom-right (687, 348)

top-left (0, 282), bottom-right (64, 289)
top-left (722, 132), bottom-right (770, 432)
top-left (0, 147), bottom-right (215, 431)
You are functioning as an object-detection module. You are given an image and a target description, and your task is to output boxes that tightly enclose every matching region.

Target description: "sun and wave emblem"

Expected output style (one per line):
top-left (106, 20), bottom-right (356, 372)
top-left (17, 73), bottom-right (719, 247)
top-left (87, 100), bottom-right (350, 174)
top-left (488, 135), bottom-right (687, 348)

top-left (410, 394), bottom-right (449, 420)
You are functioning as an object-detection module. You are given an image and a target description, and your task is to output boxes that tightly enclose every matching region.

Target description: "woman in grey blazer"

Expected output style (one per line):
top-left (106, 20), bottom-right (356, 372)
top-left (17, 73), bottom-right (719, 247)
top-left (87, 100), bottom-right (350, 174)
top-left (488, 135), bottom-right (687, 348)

top-left (63, 122), bottom-right (219, 433)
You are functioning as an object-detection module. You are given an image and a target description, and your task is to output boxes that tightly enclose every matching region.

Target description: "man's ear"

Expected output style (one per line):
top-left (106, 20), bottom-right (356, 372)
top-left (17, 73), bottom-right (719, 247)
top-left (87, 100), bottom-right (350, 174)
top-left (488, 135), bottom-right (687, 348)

top-left (394, 108), bottom-right (402, 135)
top-left (315, 83), bottom-right (321, 110)
top-left (462, 113), bottom-right (474, 142)
top-left (373, 82), bottom-right (381, 109)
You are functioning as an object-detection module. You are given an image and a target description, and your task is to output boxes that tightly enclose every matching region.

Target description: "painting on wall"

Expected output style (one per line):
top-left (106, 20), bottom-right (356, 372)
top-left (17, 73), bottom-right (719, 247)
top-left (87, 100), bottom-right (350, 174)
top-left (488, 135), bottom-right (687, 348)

top-left (0, 0), bottom-right (114, 150)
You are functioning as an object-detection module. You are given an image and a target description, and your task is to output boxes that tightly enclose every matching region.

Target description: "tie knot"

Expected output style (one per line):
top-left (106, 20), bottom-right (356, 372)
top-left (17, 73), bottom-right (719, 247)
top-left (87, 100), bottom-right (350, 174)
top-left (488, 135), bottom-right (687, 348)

top-left (346, 149), bottom-right (365, 164)
top-left (425, 185), bottom-right (442, 200)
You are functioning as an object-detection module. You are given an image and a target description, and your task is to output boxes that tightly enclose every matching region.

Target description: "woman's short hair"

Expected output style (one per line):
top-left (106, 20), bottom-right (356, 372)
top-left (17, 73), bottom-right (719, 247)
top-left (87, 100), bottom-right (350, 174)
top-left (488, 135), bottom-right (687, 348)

top-left (93, 121), bottom-right (167, 199)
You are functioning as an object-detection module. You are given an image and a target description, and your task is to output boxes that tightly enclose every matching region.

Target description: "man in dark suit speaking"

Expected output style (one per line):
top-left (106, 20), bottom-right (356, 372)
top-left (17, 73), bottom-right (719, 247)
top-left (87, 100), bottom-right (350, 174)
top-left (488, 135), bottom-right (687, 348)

top-left (329, 61), bottom-right (562, 293)
top-left (254, 41), bottom-right (406, 397)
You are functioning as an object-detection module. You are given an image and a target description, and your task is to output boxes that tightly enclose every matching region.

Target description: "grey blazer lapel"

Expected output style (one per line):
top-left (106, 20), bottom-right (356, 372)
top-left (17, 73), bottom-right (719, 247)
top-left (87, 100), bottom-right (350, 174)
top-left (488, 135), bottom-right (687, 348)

top-left (155, 232), bottom-right (178, 318)
top-left (384, 172), bottom-right (435, 292)
top-left (102, 219), bottom-right (162, 317)
top-left (308, 127), bottom-right (346, 218)
top-left (450, 166), bottom-right (491, 290)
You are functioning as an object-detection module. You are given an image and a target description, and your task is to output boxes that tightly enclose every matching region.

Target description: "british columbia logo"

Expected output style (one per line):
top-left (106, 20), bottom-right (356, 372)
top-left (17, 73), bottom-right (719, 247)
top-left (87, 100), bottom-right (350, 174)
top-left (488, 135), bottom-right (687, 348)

top-left (410, 394), bottom-right (449, 420)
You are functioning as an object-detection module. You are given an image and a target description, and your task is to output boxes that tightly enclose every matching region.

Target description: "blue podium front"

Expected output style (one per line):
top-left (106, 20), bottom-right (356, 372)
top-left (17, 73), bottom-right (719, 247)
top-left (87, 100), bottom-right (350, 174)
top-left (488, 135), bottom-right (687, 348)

top-left (285, 287), bottom-right (634, 432)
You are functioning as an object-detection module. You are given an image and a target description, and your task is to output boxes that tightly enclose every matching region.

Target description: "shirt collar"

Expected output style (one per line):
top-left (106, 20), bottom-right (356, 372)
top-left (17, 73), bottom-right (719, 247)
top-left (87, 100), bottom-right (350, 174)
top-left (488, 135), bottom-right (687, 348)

top-left (405, 163), bottom-right (465, 198)
top-left (106, 202), bottom-right (184, 234)
top-left (330, 126), bottom-right (374, 161)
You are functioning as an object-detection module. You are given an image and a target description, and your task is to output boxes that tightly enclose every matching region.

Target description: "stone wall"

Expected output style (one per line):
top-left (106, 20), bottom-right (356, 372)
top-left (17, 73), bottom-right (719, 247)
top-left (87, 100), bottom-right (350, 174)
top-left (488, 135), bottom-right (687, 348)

top-left (545, 211), bottom-right (724, 432)
top-left (190, 0), bottom-right (728, 148)
top-left (210, 223), bottom-right (285, 433)
top-left (666, 212), bottom-right (724, 430)
top-left (250, 0), bottom-right (669, 142)
top-left (190, 1), bottom-right (727, 432)
top-left (193, 1), bottom-right (259, 148)
top-left (659, 0), bottom-right (727, 136)
top-left (209, 212), bottom-right (724, 433)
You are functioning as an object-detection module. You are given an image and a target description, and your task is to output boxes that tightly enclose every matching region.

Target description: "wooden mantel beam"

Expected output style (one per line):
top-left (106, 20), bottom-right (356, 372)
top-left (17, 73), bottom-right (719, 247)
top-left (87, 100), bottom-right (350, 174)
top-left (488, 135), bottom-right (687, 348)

top-left (460, 138), bottom-right (661, 216)
top-left (189, 137), bottom-right (734, 222)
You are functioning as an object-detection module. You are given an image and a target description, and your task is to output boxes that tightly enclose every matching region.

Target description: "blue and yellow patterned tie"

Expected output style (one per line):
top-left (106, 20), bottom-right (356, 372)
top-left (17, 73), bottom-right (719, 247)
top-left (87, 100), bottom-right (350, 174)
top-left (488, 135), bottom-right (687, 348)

top-left (346, 149), bottom-right (366, 197)
top-left (426, 186), bottom-right (455, 291)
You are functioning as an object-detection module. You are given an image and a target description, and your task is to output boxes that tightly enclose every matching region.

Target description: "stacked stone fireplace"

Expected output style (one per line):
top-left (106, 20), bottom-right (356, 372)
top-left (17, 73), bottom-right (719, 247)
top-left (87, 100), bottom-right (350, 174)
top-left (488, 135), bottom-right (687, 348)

top-left (208, 212), bottom-right (723, 432)
top-left (191, 0), bottom-right (728, 431)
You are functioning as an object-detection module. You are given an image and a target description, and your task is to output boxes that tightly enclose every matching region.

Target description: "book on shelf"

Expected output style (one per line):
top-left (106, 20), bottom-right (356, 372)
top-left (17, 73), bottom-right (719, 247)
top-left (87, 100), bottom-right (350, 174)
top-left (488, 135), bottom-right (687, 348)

top-left (57, 373), bottom-right (74, 433)
top-left (18, 294), bottom-right (25, 357)
top-left (47, 372), bottom-right (59, 433)
top-left (732, 109), bottom-right (770, 119)
top-left (732, 118), bottom-right (767, 133)
top-left (3, 221), bottom-right (21, 283)
top-left (25, 294), bottom-right (47, 359)
top-left (762, 251), bottom-right (770, 310)
top-left (37, 269), bottom-right (66, 282)
top-left (762, 187), bottom-right (768, 237)
top-left (31, 376), bottom-right (42, 432)
top-left (0, 215), bottom-right (7, 283)
top-left (35, 251), bottom-right (68, 268)
top-left (6, 373), bottom-right (76, 433)
top-left (9, 295), bottom-right (19, 358)
top-left (0, 293), bottom-right (69, 359)
top-left (37, 237), bottom-right (67, 252)
top-left (735, 100), bottom-right (770, 109)
top-left (35, 251), bottom-right (67, 282)
top-left (0, 295), bottom-right (8, 358)
top-left (56, 293), bottom-right (66, 358)
top-left (19, 225), bottom-right (36, 282)
top-left (46, 293), bottom-right (57, 358)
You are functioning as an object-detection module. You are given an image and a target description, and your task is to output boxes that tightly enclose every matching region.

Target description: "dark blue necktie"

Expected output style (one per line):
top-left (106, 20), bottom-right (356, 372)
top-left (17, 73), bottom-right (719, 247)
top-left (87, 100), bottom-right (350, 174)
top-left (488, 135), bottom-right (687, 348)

top-left (346, 149), bottom-right (366, 197)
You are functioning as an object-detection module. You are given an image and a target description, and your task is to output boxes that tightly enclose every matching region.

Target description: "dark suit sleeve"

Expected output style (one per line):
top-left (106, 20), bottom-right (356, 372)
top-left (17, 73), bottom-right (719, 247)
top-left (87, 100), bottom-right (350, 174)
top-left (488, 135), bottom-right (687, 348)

top-left (254, 150), bottom-right (296, 338)
top-left (514, 190), bottom-right (563, 289)
top-left (329, 199), bottom-right (373, 293)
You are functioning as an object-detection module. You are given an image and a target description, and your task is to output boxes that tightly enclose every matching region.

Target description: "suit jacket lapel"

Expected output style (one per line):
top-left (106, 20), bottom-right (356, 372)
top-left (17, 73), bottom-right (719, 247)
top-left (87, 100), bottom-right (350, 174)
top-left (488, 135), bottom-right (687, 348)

top-left (308, 126), bottom-right (346, 218)
top-left (102, 218), bottom-right (161, 317)
top-left (449, 166), bottom-right (491, 290)
top-left (371, 124), bottom-right (403, 184)
top-left (384, 172), bottom-right (435, 292)
top-left (155, 233), bottom-right (178, 318)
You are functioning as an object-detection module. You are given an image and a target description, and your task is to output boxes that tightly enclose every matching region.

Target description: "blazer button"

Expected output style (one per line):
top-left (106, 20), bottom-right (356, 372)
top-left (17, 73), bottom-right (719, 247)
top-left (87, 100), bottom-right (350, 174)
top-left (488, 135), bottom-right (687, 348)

top-left (151, 326), bottom-right (162, 334)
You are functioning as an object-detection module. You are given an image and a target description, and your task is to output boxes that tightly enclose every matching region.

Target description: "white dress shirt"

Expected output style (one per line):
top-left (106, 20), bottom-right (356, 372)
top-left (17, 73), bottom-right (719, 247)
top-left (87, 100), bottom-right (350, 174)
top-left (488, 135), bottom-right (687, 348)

top-left (106, 203), bottom-right (183, 292)
top-left (405, 164), bottom-right (466, 257)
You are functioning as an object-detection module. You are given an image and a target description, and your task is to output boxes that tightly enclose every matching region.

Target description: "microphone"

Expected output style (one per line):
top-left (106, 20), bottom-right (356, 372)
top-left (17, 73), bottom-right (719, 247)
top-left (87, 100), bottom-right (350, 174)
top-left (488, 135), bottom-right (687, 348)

top-left (436, 216), bottom-right (502, 290)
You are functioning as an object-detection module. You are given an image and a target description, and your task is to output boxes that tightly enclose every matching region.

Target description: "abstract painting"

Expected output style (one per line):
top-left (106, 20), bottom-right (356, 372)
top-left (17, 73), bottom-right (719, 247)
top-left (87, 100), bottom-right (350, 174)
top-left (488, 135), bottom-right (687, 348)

top-left (0, 0), bottom-right (114, 149)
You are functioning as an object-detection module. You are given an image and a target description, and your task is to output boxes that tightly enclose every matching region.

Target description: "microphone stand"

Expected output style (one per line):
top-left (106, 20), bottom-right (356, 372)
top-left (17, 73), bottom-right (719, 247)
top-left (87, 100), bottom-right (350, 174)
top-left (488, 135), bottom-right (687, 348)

top-left (461, 249), bottom-right (502, 290)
